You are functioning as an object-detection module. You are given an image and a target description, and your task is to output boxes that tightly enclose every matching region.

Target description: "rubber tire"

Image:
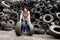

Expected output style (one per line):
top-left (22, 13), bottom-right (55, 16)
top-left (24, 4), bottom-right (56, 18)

top-left (0, 27), bottom-right (2, 30)
top-left (47, 25), bottom-right (60, 38)
top-left (27, 24), bottom-right (34, 36)
top-left (3, 24), bottom-right (13, 31)
top-left (34, 28), bottom-right (45, 34)
top-left (15, 25), bottom-right (22, 36)
top-left (43, 14), bottom-right (54, 23)
top-left (47, 30), bottom-right (60, 38)
top-left (4, 27), bottom-right (13, 31)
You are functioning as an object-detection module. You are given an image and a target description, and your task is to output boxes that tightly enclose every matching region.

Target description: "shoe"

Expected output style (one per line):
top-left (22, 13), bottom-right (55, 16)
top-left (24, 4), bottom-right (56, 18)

top-left (23, 30), bottom-right (28, 34)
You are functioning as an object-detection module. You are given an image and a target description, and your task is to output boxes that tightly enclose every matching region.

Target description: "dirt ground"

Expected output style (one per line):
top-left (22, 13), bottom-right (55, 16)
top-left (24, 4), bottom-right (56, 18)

top-left (0, 30), bottom-right (60, 40)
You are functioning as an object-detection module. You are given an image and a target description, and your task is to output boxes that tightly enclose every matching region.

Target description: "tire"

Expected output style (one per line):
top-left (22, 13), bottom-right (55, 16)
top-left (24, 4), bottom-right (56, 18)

top-left (4, 24), bottom-right (13, 31)
top-left (47, 25), bottom-right (60, 38)
top-left (34, 28), bottom-right (45, 34)
top-left (15, 24), bottom-right (22, 36)
top-left (4, 26), bottom-right (13, 31)
top-left (43, 14), bottom-right (54, 23)
top-left (0, 27), bottom-right (2, 30)
top-left (31, 8), bottom-right (36, 13)
top-left (56, 12), bottom-right (60, 19)
top-left (27, 24), bottom-right (34, 36)
top-left (34, 24), bottom-right (45, 34)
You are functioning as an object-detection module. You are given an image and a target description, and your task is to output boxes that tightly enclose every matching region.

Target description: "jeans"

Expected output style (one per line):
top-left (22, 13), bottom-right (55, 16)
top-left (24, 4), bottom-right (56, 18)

top-left (22, 20), bottom-right (28, 32)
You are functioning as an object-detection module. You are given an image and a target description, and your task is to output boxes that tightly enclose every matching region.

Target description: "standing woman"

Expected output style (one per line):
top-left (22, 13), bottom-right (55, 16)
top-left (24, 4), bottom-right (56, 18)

top-left (19, 5), bottom-right (31, 33)
top-left (15, 4), bottom-right (34, 36)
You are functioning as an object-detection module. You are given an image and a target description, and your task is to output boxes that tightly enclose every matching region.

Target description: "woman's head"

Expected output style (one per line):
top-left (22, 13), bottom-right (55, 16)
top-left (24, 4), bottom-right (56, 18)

top-left (23, 5), bottom-right (28, 12)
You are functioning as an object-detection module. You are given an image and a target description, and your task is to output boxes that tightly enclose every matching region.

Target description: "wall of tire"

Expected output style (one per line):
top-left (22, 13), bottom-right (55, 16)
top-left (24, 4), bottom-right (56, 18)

top-left (30, 0), bottom-right (60, 38)
top-left (0, 0), bottom-right (60, 38)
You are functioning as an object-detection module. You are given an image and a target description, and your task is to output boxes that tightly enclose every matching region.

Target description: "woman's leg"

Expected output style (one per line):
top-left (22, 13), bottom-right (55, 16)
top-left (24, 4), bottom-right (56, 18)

top-left (23, 20), bottom-right (28, 32)
top-left (23, 20), bottom-right (25, 32)
top-left (25, 20), bottom-right (28, 32)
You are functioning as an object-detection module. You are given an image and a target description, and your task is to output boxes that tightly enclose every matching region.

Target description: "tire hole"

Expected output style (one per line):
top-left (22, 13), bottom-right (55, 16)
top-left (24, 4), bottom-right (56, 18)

top-left (54, 28), bottom-right (60, 32)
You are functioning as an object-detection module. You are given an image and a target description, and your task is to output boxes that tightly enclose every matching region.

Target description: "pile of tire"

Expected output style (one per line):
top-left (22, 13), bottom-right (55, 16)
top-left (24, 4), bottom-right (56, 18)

top-left (0, 0), bottom-right (60, 37)
top-left (0, 8), bottom-right (19, 30)
top-left (30, 0), bottom-right (60, 38)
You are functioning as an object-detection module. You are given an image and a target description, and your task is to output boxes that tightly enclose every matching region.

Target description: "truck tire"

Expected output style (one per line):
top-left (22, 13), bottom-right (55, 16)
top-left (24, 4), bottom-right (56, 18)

top-left (47, 25), bottom-right (60, 38)
top-left (4, 24), bottom-right (13, 31)
top-left (27, 24), bottom-right (34, 36)
top-left (4, 26), bottom-right (13, 31)
top-left (15, 24), bottom-right (22, 36)
top-left (34, 28), bottom-right (45, 34)
top-left (43, 14), bottom-right (54, 23)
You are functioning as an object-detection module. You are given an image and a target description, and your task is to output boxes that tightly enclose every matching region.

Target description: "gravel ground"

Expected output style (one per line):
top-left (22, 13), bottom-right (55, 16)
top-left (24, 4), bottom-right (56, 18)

top-left (0, 30), bottom-right (60, 40)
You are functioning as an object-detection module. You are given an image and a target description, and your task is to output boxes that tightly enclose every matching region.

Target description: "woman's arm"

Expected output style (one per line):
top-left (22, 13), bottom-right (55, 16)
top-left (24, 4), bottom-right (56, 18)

top-left (28, 11), bottom-right (31, 21)
top-left (19, 11), bottom-right (23, 23)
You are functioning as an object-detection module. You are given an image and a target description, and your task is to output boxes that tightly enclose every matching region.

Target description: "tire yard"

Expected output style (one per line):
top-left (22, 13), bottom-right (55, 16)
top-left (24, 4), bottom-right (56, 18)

top-left (0, 0), bottom-right (60, 40)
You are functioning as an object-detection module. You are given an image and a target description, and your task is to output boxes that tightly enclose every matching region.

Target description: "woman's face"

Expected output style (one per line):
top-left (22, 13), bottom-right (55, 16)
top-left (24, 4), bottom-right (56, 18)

top-left (24, 8), bottom-right (28, 12)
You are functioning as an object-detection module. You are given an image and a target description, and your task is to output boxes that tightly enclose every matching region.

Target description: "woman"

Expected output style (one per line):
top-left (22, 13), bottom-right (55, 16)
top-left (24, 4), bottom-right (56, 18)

top-left (19, 5), bottom-right (31, 33)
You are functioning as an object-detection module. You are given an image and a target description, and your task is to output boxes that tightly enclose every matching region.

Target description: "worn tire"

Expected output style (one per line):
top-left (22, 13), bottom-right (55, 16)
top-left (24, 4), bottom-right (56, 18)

top-left (27, 24), bottom-right (34, 36)
top-left (15, 22), bottom-right (22, 36)
top-left (43, 14), bottom-right (54, 23)
top-left (15, 25), bottom-right (22, 36)
top-left (56, 12), bottom-right (60, 19)
top-left (4, 24), bottom-right (13, 31)
top-left (47, 25), bottom-right (60, 38)
top-left (4, 26), bottom-right (13, 31)
top-left (34, 28), bottom-right (45, 34)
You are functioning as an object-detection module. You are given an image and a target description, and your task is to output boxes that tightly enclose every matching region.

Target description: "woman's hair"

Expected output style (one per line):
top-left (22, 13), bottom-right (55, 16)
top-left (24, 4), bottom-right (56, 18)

top-left (23, 5), bottom-right (28, 9)
top-left (23, 5), bottom-right (28, 11)
top-left (22, 3), bottom-right (28, 11)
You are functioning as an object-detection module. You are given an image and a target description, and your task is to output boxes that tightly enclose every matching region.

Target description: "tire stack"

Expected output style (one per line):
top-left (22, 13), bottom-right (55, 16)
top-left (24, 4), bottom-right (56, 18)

top-left (30, 0), bottom-right (60, 38)
top-left (0, 8), bottom-right (19, 30)
top-left (0, 0), bottom-right (60, 37)
top-left (30, 1), bottom-right (46, 34)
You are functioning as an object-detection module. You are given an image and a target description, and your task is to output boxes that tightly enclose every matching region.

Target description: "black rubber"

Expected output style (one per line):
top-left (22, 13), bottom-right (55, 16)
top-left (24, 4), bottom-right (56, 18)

top-left (46, 25), bottom-right (60, 38)
top-left (47, 29), bottom-right (60, 38)
top-left (4, 25), bottom-right (13, 31)
top-left (27, 24), bottom-right (34, 36)
top-left (4, 26), bottom-right (13, 31)
top-left (15, 25), bottom-right (22, 36)
top-left (34, 28), bottom-right (45, 34)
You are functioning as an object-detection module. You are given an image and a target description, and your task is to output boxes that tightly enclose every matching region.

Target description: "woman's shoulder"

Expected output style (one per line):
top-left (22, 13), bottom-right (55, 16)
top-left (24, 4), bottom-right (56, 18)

top-left (21, 10), bottom-right (30, 13)
top-left (28, 11), bottom-right (30, 13)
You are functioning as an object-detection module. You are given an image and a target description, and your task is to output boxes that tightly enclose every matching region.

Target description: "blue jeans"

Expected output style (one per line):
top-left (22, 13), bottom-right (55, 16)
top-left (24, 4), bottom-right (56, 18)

top-left (22, 20), bottom-right (28, 32)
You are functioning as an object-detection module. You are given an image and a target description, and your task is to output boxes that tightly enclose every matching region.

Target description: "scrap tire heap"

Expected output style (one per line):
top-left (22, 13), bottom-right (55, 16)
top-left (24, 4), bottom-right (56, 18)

top-left (0, 0), bottom-right (60, 37)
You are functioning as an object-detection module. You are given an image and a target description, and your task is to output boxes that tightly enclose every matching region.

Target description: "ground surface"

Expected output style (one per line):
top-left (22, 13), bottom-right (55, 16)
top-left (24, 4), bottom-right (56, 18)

top-left (0, 30), bottom-right (60, 40)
